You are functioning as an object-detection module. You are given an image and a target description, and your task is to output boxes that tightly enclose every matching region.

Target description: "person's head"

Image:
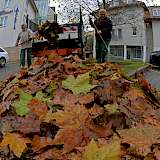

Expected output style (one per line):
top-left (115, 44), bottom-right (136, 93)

top-left (21, 24), bottom-right (27, 31)
top-left (99, 9), bottom-right (107, 18)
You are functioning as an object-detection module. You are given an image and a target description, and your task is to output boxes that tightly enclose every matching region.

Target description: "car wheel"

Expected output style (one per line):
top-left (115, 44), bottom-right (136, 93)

top-left (0, 57), bottom-right (6, 67)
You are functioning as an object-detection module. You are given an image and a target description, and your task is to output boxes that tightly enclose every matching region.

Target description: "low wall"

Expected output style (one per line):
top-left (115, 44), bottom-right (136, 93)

top-left (4, 47), bottom-right (20, 62)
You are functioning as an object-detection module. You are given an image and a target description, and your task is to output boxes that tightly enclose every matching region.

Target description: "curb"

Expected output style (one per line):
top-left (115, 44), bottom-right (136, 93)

top-left (128, 64), bottom-right (151, 77)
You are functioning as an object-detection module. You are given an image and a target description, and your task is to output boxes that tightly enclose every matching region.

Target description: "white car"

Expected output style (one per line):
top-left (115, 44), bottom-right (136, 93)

top-left (0, 47), bottom-right (9, 67)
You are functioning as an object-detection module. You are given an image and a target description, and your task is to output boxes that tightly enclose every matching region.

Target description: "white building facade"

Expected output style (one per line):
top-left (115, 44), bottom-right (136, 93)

top-left (0, 0), bottom-right (38, 48)
top-left (107, 2), bottom-right (148, 62)
top-left (34, 0), bottom-right (50, 22)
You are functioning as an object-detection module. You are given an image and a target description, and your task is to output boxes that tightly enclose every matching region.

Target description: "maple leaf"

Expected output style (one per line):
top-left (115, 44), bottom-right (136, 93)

top-left (18, 113), bottom-right (41, 134)
top-left (32, 135), bottom-right (54, 153)
top-left (52, 88), bottom-right (79, 107)
top-left (53, 127), bottom-right (84, 153)
top-left (62, 72), bottom-right (95, 95)
top-left (12, 89), bottom-right (33, 116)
top-left (51, 105), bottom-right (89, 128)
top-left (51, 105), bottom-right (112, 153)
top-left (35, 90), bottom-right (51, 103)
top-left (118, 126), bottom-right (160, 156)
top-left (27, 99), bottom-right (48, 120)
top-left (82, 139), bottom-right (120, 160)
top-left (0, 133), bottom-right (31, 158)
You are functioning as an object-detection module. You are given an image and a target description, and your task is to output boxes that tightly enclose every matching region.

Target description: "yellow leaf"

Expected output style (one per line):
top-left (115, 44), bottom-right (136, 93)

top-left (0, 133), bottom-right (31, 158)
top-left (83, 139), bottom-right (120, 160)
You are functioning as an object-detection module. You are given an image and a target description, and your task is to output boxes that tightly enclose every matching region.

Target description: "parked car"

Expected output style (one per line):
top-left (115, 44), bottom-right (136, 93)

top-left (0, 47), bottom-right (9, 67)
top-left (150, 51), bottom-right (160, 67)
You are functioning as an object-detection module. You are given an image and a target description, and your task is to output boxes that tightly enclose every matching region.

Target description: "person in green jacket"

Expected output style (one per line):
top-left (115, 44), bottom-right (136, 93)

top-left (89, 9), bottom-right (113, 63)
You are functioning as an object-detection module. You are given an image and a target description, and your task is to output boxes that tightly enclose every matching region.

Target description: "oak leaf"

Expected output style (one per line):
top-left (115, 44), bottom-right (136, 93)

top-left (82, 139), bottom-right (120, 160)
top-left (0, 133), bottom-right (31, 158)
top-left (62, 72), bottom-right (95, 95)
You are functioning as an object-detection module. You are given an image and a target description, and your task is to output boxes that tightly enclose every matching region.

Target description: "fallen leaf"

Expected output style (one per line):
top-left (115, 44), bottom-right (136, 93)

top-left (32, 135), bottom-right (54, 153)
top-left (53, 127), bottom-right (83, 153)
top-left (118, 126), bottom-right (160, 156)
top-left (27, 99), bottom-right (48, 119)
top-left (62, 72), bottom-right (95, 95)
top-left (12, 89), bottom-right (33, 116)
top-left (33, 148), bottom-right (65, 160)
top-left (104, 104), bottom-right (119, 115)
top-left (0, 133), bottom-right (31, 158)
top-left (82, 139), bottom-right (120, 160)
top-left (18, 114), bottom-right (41, 134)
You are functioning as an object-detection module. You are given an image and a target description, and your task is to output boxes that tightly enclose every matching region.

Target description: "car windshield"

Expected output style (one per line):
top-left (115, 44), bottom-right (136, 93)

top-left (0, 48), bottom-right (5, 52)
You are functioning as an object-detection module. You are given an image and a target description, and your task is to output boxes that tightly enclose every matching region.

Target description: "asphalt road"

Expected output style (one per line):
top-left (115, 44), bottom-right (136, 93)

top-left (0, 62), bottom-right (20, 81)
top-left (144, 69), bottom-right (160, 91)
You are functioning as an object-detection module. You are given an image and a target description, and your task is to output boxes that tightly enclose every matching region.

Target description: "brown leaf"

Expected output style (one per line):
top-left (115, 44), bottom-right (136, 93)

top-left (32, 135), bottom-right (54, 153)
top-left (88, 104), bottom-right (104, 118)
top-left (118, 127), bottom-right (160, 156)
top-left (18, 114), bottom-right (41, 134)
top-left (53, 127), bottom-right (83, 153)
top-left (27, 99), bottom-right (48, 119)
top-left (51, 105), bottom-right (89, 128)
top-left (78, 92), bottom-right (94, 105)
top-left (0, 116), bottom-right (22, 133)
top-left (19, 68), bottom-right (28, 77)
top-left (53, 88), bottom-right (79, 107)
top-left (0, 101), bottom-right (10, 115)
top-left (33, 148), bottom-right (65, 160)
top-left (0, 133), bottom-right (31, 158)
top-left (154, 147), bottom-right (160, 160)
top-left (52, 105), bottom-right (112, 153)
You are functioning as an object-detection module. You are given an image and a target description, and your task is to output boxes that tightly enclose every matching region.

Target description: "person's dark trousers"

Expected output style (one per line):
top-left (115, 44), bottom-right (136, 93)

top-left (20, 48), bottom-right (32, 67)
top-left (96, 39), bottom-right (110, 63)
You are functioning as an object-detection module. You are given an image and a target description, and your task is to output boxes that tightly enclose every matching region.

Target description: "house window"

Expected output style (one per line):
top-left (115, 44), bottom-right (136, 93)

top-left (0, 16), bottom-right (8, 27)
top-left (118, 28), bottom-right (122, 39)
top-left (153, 9), bottom-right (160, 17)
top-left (110, 45), bottom-right (124, 57)
top-left (132, 46), bottom-right (143, 59)
top-left (4, 0), bottom-right (11, 8)
top-left (127, 46), bottom-right (143, 59)
top-left (132, 27), bottom-right (137, 35)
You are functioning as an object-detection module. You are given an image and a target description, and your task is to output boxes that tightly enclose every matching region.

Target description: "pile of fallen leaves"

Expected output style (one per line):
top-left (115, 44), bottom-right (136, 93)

top-left (1, 54), bottom-right (160, 159)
